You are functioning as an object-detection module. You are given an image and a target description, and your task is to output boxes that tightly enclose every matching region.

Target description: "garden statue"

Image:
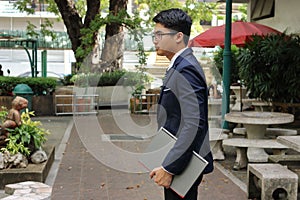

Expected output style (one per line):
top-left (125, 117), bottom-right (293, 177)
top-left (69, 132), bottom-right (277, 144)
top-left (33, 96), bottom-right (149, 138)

top-left (0, 96), bottom-right (49, 169)
top-left (0, 96), bottom-right (28, 146)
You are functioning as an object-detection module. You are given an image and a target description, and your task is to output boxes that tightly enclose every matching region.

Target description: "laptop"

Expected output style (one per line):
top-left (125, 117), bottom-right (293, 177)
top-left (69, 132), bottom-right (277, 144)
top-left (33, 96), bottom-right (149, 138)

top-left (139, 127), bottom-right (208, 198)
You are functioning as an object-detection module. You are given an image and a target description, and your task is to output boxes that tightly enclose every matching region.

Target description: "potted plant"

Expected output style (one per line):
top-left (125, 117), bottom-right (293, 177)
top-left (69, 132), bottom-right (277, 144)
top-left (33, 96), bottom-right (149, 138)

top-left (237, 33), bottom-right (300, 116)
top-left (129, 84), bottom-right (145, 113)
top-left (0, 108), bottom-right (49, 158)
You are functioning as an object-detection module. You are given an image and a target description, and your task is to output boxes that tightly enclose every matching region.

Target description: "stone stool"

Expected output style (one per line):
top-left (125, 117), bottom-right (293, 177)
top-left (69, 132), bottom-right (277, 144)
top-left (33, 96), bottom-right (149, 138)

top-left (248, 163), bottom-right (298, 200)
top-left (209, 128), bottom-right (229, 160)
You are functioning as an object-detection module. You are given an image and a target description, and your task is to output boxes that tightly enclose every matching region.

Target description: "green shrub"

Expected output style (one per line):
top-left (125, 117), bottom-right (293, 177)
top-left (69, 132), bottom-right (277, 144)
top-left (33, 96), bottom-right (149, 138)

top-left (0, 76), bottom-right (57, 96)
top-left (213, 45), bottom-right (241, 84)
top-left (61, 74), bottom-right (74, 86)
top-left (70, 70), bottom-right (146, 87)
top-left (238, 33), bottom-right (300, 103)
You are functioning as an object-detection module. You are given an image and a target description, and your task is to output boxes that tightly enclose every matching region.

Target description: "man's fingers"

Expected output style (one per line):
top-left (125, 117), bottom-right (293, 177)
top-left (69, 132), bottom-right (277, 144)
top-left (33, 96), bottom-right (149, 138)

top-left (149, 170), bottom-right (156, 179)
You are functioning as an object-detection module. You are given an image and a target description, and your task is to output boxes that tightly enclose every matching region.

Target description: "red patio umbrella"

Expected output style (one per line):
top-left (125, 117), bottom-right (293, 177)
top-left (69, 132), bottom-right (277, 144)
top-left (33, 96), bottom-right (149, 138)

top-left (189, 21), bottom-right (281, 48)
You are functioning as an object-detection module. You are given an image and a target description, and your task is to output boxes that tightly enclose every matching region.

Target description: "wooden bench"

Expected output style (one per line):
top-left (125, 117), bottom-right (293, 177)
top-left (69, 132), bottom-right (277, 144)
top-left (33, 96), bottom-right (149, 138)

top-left (209, 128), bottom-right (229, 160)
top-left (223, 138), bottom-right (289, 170)
top-left (248, 163), bottom-right (298, 200)
top-left (233, 127), bottom-right (297, 138)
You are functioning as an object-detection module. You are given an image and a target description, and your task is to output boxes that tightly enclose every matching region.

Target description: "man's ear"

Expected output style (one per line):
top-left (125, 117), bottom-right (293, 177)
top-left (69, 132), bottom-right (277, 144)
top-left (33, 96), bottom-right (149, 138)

top-left (175, 32), bottom-right (184, 43)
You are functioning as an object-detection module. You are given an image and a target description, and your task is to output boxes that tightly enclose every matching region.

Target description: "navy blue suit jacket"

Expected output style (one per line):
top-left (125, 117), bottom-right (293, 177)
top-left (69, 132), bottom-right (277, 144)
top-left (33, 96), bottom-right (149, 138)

top-left (157, 48), bottom-right (213, 176)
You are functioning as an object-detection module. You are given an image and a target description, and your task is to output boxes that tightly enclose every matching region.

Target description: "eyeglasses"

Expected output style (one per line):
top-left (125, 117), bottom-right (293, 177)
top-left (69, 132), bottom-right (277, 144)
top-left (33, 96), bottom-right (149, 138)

top-left (152, 32), bottom-right (177, 41)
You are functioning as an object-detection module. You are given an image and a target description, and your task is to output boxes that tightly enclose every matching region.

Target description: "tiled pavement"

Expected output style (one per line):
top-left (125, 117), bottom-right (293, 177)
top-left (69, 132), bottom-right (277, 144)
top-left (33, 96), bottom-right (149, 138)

top-left (50, 110), bottom-right (248, 200)
top-left (1, 110), bottom-right (249, 199)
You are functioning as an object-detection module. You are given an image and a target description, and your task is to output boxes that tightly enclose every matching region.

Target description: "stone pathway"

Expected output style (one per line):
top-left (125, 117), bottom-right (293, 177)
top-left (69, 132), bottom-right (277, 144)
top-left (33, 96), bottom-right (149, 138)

top-left (1, 181), bottom-right (51, 200)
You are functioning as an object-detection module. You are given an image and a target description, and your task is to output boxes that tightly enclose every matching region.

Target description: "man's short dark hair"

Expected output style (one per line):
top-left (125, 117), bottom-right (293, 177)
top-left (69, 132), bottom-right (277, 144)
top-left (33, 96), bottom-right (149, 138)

top-left (153, 8), bottom-right (192, 45)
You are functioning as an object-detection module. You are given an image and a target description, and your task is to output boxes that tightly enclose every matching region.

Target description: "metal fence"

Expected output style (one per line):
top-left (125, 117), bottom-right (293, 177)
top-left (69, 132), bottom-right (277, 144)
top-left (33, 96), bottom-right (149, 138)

top-left (0, 30), bottom-right (71, 49)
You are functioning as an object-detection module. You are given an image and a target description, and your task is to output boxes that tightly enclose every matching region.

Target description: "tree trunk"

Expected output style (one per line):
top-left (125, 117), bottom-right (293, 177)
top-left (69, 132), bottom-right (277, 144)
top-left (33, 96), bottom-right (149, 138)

top-left (54, 0), bottom-right (100, 70)
top-left (101, 0), bottom-right (128, 71)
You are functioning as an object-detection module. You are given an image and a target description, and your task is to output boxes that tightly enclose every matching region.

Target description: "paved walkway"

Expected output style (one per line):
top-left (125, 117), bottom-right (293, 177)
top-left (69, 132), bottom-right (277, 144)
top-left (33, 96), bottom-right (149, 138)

top-left (1, 109), bottom-right (248, 199)
top-left (50, 110), bottom-right (247, 200)
top-left (51, 128), bottom-right (248, 200)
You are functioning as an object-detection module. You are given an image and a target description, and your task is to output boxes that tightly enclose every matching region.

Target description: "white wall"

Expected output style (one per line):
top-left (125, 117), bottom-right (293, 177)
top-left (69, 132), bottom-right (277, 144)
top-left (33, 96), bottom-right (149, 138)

top-left (0, 1), bottom-right (72, 76)
top-left (0, 15), bottom-right (65, 32)
top-left (249, 0), bottom-right (300, 34)
top-left (0, 49), bottom-right (74, 77)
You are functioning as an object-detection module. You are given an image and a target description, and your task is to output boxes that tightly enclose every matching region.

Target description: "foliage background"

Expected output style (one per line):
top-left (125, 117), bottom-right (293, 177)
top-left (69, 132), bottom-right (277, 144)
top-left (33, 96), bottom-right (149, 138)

top-left (238, 34), bottom-right (300, 103)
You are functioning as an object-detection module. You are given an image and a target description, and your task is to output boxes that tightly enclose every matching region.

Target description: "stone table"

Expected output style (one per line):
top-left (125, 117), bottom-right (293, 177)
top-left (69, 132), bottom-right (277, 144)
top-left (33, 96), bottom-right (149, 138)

top-left (225, 111), bottom-right (294, 163)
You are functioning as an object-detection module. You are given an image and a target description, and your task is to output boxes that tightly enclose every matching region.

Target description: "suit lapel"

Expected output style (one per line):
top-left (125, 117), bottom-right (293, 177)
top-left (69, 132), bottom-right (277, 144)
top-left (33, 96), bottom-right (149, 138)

top-left (163, 48), bottom-right (193, 84)
top-left (159, 48), bottom-right (193, 104)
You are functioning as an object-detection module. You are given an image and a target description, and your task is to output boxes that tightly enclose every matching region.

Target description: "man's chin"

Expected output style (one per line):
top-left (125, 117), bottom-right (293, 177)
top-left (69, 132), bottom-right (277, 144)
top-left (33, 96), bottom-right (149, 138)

top-left (156, 49), bottom-right (165, 56)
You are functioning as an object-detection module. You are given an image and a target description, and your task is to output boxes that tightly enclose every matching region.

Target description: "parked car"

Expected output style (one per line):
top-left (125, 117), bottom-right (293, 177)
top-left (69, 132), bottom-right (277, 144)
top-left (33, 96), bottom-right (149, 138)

top-left (17, 71), bottom-right (66, 86)
top-left (17, 71), bottom-right (65, 79)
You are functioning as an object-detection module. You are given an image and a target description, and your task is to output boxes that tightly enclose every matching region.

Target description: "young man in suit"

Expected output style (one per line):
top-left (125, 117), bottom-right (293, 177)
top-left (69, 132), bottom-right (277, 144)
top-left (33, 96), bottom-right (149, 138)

top-left (149, 8), bottom-right (214, 200)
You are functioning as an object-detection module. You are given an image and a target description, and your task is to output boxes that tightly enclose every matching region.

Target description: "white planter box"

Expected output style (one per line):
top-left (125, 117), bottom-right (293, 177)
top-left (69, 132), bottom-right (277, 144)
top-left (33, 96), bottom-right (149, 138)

top-left (59, 86), bottom-right (134, 109)
top-left (96, 86), bottom-right (133, 107)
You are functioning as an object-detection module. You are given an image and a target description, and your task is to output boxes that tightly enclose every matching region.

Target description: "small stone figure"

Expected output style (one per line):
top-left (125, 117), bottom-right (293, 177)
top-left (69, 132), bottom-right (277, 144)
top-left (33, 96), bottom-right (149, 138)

top-left (0, 96), bottom-right (28, 146)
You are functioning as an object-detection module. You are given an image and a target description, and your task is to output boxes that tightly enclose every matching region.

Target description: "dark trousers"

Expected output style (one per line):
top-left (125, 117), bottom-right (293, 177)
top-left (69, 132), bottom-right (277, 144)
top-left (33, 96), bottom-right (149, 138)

top-left (164, 175), bottom-right (203, 200)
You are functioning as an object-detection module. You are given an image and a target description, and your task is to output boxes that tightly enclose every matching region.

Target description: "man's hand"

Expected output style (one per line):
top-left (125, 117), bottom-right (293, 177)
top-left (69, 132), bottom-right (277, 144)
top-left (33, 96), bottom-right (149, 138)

top-left (149, 167), bottom-right (173, 188)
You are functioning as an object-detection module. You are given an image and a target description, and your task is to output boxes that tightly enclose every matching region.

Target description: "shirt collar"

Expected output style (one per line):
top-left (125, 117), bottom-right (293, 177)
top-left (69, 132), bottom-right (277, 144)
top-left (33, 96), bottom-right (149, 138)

top-left (166, 47), bottom-right (188, 71)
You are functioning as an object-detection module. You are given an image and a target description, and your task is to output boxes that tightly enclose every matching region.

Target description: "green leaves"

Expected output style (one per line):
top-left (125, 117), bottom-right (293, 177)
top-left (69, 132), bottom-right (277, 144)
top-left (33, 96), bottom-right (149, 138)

top-left (14, 0), bottom-right (35, 15)
top-left (213, 45), bottom-right (241, 84)
top-left (1, 109), bottom-right (49, 157)
top-left (70, 70), bottom-right (149, 87)
top-left (238, 34), bottom-right (300, 103)
top-left (76, 8), bottom-right (144, 63)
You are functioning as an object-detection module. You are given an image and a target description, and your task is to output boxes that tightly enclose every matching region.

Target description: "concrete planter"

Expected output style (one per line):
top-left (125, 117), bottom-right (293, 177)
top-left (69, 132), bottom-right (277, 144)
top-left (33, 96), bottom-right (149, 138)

top-left (56, 86), bottom-right (134, 111)
top-left (0, 95), bottom-right (54, 116)
top-left (32, 95), bottom-right (55, 116)
top-left (0, 96), bottom-right (14, 109)
top-left (95, 86), bottom-right (133, 107)
top-left (0, 145), bottom-right (54, 189)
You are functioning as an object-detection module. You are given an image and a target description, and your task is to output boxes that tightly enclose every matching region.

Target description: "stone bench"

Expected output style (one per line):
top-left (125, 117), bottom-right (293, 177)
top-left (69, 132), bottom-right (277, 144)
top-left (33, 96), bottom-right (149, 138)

top-left (232, 127), bottom-right (247, 135)
top-left (223, 138), bottom-right (288, 170)
top-left (233, 127), bottom-right (297, 138)
top-left (289, 165), bottom-right (300, 191)
top-left (268, 154), bottom-right (300, 188)
top-left (268, 154), bottom-right (300, 165)
top-left (208, 115), bottom-right (222, 128)
top-left (266, 128), bottom-right (298, 138)
top-left (209, 128), bottom-right (229, 160)
top-left (248, 163), bottom-right (298, 200)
